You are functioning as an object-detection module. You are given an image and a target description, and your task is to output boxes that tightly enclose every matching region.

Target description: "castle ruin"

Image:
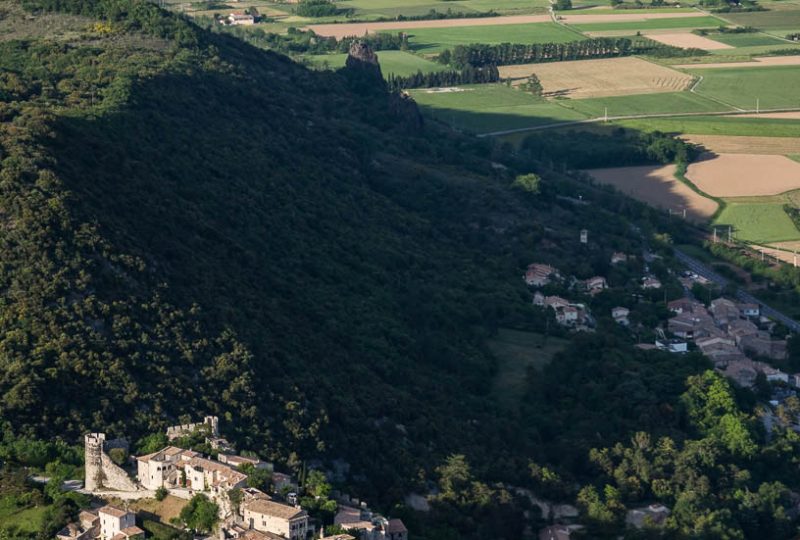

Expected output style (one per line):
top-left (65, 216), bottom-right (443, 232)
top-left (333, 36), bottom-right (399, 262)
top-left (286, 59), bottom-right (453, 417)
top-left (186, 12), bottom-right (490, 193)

top-left (84, 433), bottom-right (140, 492)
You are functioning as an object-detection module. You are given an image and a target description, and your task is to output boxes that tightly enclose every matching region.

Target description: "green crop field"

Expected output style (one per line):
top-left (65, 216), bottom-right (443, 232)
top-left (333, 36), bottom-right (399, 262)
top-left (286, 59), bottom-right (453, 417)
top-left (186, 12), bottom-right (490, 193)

top-left (569, 15), bottom-right (722, 32)
top-left (614, 115), bottom-right (800, 137)
top-left (725, 9), bottom-right (800, 29)
top-left (559, 91), bottom-right (730, 118)
top-left (714, 203), bottom-right (800, 243)
top-left (690, 66), bottom-right (800, 110)
top-left (336, 0), bottom-right (552, 18)
top-left (709, 43), bottom-right (800, 56)
top-left (706, 32), bottom-right (790, 47)
top-left (303, 50), bottom-right (448, 77)
top-left (488, 329), bottom-right (568, 408)
top-left (393, 22), bottom-right (583, 52)
top-left (410, 84), bottom-right (587, 132)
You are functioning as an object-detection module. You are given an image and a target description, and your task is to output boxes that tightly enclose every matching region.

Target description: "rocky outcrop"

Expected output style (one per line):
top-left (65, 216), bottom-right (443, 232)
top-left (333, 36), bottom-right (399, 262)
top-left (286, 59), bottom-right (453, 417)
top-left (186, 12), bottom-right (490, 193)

top-left (344, 41), bottom-right (386, 92)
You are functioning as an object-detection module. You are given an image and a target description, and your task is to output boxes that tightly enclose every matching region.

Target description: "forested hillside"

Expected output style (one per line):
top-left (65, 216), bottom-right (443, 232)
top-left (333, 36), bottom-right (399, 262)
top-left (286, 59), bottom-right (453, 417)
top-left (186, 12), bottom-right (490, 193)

top-left (0, 0), bottom-right (645, 500)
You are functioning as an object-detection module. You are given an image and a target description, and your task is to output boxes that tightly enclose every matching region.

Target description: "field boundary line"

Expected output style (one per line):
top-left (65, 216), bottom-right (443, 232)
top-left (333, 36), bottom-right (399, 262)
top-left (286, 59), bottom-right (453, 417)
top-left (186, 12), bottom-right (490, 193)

top-left (687, 74), bottom-right (746, 111)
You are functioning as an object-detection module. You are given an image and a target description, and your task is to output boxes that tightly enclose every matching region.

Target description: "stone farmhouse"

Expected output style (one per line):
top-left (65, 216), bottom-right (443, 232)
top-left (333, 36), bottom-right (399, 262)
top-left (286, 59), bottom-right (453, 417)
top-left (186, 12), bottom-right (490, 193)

top-left (524, 263), bottom-right (560, 287)
top-left (333, 506), bottom-right (408, 540)
top-left (59, 505), bottom-right (143, 540)
top-left (242, 498), bottom-right (309, 540)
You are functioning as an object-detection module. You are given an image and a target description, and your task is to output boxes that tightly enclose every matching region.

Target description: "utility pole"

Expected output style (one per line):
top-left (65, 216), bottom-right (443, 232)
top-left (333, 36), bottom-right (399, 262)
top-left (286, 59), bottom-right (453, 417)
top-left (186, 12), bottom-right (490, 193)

top-left (728, 226), bottom-right (732, 243)
top-left (683, 208), bottom-right (687, 219)
top-left (713, 227), bottom-right (717, 243)
top-left (604, 107), bottom-right (608, 123)
top-left (794, 251), bottom-right (797, 268)
top-left (756, 98), bottom-right (760, 114)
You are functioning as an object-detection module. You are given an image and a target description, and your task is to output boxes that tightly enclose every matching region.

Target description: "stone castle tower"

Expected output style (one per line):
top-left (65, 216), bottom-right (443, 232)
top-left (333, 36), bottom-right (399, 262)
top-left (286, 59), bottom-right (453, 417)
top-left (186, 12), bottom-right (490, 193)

top-left (84, 432), bottom-right (139, 492)
top-left (84, 433), bottom-right (106, 491)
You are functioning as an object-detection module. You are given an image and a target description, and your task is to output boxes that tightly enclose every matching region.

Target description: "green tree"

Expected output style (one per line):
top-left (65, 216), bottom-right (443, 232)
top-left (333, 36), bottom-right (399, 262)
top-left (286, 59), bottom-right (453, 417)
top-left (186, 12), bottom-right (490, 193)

top-left (108, 447), bottom-right (128, 466)
top-left (178, 495), bottom-right (219, 533)
top-left (513, 173), bottom-right (542, 195)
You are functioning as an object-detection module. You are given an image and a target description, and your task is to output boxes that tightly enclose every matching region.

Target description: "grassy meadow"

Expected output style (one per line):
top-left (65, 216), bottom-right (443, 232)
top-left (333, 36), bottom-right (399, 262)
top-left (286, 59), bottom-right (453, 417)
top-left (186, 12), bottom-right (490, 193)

top-left (394, 22), bottom-right (584, 52)
top-left (569, 15), bottom-right (722, 32)
top-left (409, 83), bottom-right (587, 132)
top-left (714, 203), bottom-right (800, 243)
top-left (560, 91), bottom-right (730, 118)
top-left (488, 329), bottom-right (568, 408)
top-left (690, 66), bottom-right (800, 110)
top-left (304, 50), bottom-right (448, 76)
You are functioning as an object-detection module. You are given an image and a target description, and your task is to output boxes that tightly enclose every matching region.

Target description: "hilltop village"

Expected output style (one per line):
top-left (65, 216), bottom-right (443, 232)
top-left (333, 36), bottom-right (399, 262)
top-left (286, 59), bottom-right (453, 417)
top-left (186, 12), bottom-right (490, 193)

top-left (56, 417), bottom-right (406, 540)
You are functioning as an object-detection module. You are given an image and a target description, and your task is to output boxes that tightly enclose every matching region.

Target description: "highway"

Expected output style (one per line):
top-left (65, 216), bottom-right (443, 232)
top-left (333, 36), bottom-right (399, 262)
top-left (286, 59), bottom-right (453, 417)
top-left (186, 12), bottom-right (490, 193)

top-left (674, 248), bottom-right (800, 333)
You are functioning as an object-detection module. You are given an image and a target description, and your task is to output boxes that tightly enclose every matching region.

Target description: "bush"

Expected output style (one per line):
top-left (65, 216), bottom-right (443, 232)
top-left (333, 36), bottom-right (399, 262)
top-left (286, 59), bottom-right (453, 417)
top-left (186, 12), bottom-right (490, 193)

top-left (155, 486), bottom-right (168, 501)
top-left (108, 447), bottom-right (128, 466)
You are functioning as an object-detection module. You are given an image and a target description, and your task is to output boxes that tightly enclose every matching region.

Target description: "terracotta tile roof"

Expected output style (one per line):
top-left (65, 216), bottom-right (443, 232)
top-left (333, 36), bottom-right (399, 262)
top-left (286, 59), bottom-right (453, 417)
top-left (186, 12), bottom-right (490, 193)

top-left (120, 526), bottom-right (145, 537)
top-left (386, 519), bottom-right (407, 533)
top-left (98, 505), bottom-right (129, 518)
top-left (244, 499), bottom-right (307, 520)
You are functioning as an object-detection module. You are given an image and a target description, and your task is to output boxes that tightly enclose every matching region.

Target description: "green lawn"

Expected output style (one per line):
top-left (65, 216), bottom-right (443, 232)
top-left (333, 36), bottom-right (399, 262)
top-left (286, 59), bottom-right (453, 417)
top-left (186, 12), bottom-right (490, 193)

top-left (487, 328), bottom-right (568, 408)
top-left (615, 115), bottom-right (800, 136)
top-left (706, 32), bottom-right (790, 47)
top-left (690, 66), bottom-right (800, 110)
top-left (303, 50), bottom-right (448, 77)
top-left (569, 15), bottom-right (722, 32)
top-left (0, 499), bottom-right (48, 534)
top-left (409, 83), bottom-right (587, 132)
top-left (391, 22), bottom-right (584, 52)
top-left (709, 43), bottom-right (800, 56)
top-left (559, 91), bottom-right (730, 118)
top-left (714, 203), bottom-right (800, 243)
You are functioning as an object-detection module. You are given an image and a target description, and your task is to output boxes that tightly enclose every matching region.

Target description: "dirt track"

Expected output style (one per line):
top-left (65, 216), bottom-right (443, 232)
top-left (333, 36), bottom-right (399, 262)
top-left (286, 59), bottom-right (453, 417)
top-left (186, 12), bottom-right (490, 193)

top-left (585, 164), bottom-right (718, 222)
top-left (686, 153), bottom-right (800, 196)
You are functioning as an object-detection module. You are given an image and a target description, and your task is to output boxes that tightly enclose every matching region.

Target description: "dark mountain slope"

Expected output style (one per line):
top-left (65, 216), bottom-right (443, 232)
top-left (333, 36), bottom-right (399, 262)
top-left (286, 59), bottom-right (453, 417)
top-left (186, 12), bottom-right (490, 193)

top-left (0, 0), bottom-right (646, 503)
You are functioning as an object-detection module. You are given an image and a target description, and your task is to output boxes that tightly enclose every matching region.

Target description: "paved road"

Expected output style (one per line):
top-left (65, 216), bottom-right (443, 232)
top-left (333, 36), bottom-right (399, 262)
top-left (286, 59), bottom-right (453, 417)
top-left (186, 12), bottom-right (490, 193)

top-left (674, 248), bottom-right (800, 333)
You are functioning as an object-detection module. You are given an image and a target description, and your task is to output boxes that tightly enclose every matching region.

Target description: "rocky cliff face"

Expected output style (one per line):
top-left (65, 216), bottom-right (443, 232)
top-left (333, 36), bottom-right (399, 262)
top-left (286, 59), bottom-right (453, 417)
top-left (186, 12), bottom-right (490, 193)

top-left (344, 40), bottom-right (386, 91)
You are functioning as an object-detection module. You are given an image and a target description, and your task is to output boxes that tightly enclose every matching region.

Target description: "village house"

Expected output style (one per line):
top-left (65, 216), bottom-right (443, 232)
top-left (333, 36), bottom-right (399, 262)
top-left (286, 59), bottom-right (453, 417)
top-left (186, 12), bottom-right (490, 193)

top-left (710, 298), bottom-right (740, 325)
top-left (668, 312), bottom-right (719, 340)
top-left (544, 296), bottom-right (570, 310)
top-left (656, 338), bottom-right (688, 354)
top-left (136, 446), bottom-right (200, 490)
top-left (740, 332), bottom-right (788, 361)
top-left (218, 453), bottom-right (271, 470)
top-left (242, 499), bottom-right (309, 540)
top-left (333, 506), bottom-right (408, 540)
top-left (533, 291), bottom-right (545, 306)
top-left (727, 318), bottom-right (760, 344)
top-left (227, 11), bottom-right (255, 25)
top-left (98, 506), bottom-right (143, 540)
top-left (668, 298), bottom-right (704, 315)
top-left (610, 252), bottom-right (628, 265)
top-left (185, 456), bottom-right (248, 494)
top-left (271, 471), bottom-right (297, 493)
top-left (738, 303), bottom-right (761, 318)
top-left (612, 306), bottom-right (630, 326)
top-left (641, 276), bottom-right (662, 289)
top-left (56, 510), bottom-right (100, 540)
top-left (556, 305), bottom-right (580, 326)
top-left (720, 359), bottom-right (759, 387)
top-left (524, 263), bottom-right (560, 287)
top-left (584, 276), bottom-right (608, 295)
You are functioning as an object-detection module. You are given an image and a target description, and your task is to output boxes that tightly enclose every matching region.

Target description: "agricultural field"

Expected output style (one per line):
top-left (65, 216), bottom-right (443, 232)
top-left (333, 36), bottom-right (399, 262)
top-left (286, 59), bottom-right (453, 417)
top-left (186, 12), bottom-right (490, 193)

top-left (488, 329), bottom-right (568, 408)
top-left (585, 164), bottom-right (719, 222)
top-left (409, 84), bottom-right (586, 132)
top-left (562, 91), bottom-right (728, 117)
top-left (498, 57), bottom-right (693, 99)
top-left (705, 32), bottom-right (790, 48)
top-left (689, 66), bottom-right (800, 110)
top-left (568, 15), bottom-right (722, 33)
top-left (303, 50), bottom-right (448, 76)
top-left (713, 203), bottom-right (800, 243)
top-left (304, 13), bottom-right (553, 38)
top-left (388, 22), bottom-right (584, 52)
top-left (615, 115), bottom-right (800, 137)
top-left (681, 134), bottom-right (800, 154)
top-left (646, 32), bottom-right (734, 50)
top-left (336, 0), bottom-right (553, 18)
top-left (686, 153), bottom-right (800, 196)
